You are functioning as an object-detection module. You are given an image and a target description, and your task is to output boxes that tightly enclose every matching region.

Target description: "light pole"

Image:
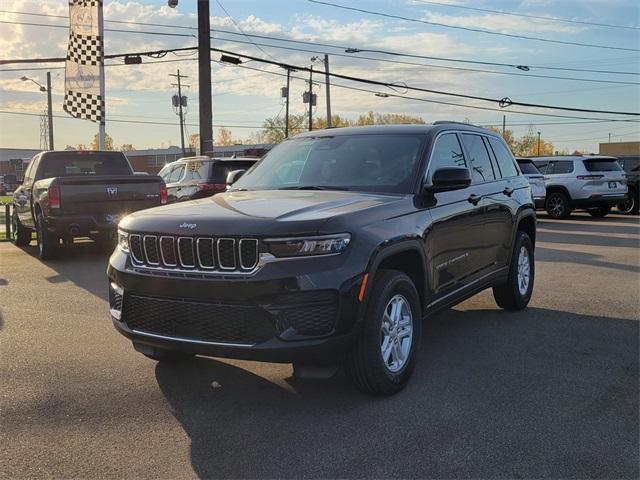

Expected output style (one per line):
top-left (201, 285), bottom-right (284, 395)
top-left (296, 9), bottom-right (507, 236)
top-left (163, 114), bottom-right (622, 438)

top-left (537, 131), bottom-right (541, 156)
top-left (21, 73), bottom-right (54, 150)
top-left (311, 55), bottom-right (332, 128)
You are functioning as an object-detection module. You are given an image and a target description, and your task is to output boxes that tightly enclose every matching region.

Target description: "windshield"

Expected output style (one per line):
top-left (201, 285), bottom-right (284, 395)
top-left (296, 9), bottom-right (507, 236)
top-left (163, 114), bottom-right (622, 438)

top-left (517, 160), bottom-right (541, 175)
top-left (231, 134), bottom-right (424, 193)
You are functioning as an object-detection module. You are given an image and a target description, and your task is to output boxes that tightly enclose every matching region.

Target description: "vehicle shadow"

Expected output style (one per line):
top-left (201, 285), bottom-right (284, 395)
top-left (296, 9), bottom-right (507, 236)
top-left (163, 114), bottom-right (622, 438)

top-left (537, 212), bottom-right (640, 225)
top-left (22, 241), bottom-right (112, 300)
top-left (155, 307), bottom-right (639, 479)
top-left (537, 230), bottom-right (639, 249)
top-left (537, 246), bottom-right (640, 273)
top-left (537, 218), bottom-right (640, 236)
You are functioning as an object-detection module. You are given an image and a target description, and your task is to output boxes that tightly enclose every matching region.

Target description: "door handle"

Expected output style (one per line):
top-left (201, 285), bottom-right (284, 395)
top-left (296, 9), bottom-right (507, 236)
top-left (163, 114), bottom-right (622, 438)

top-left (467, 194), bottom-right (481, 205)
top-left (503, 187), bottom-right (514, 197)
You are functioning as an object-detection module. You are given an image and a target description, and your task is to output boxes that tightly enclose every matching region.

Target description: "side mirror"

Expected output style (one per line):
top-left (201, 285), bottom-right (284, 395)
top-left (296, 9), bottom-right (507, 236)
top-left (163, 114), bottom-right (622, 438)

top-left (226, 169), bottom-right (246, 186)
top-left (425, 167), bottom-right (471, 193)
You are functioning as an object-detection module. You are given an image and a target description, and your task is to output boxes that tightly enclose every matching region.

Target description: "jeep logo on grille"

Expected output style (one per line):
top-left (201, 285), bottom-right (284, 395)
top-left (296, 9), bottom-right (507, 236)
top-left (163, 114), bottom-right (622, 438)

top-left (179, 222), bottom-right (197, 229)
top-left (106, 186), bottom-right (118, 196)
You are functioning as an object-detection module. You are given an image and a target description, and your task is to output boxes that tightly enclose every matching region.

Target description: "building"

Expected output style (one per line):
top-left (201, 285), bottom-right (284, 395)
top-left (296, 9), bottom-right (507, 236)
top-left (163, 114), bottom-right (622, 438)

top-left (0, 144), bottom-right (275, 179)
top-left (599, 141), bottom-right (640, 157)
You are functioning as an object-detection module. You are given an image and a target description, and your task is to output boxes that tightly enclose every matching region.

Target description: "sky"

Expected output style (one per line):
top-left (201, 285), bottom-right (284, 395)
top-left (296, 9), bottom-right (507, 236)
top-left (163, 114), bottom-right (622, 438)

top-left (0, 0), bottom-right (638, 153)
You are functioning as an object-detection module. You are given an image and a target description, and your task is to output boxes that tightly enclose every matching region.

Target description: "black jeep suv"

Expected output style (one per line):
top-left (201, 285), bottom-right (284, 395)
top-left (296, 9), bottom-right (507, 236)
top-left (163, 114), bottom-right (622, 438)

top-left (108, 123), bottom-right (536, 395)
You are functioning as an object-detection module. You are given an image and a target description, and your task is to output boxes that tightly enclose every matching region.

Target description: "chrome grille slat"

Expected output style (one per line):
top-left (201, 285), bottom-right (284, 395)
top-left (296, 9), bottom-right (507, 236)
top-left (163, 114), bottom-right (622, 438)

top-left (196, 238), bottom-right (216, 269)
top-left (177, 237), bottom-right (196, 268)
top-left (126, 233), bottom-right (258, 273)
top-left (143, 235), bottom-right (160, 265)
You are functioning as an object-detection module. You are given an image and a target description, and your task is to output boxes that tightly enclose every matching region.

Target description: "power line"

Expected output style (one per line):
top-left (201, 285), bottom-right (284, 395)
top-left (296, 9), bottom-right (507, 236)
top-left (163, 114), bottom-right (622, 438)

top-left (307, 0), bottom-right (640, 52)
top-left (409, 0), bottom-right (640, 31)
top-left (211, 59), bottom-right (640, 123)
top-left (209, 47), bottom-right (640, 116)
top-left (2, 10), bottom-right (638, 76)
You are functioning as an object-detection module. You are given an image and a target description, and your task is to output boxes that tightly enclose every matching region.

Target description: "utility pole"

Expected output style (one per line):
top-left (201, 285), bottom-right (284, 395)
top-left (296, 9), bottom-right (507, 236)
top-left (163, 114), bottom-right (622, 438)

top-left (324, 54), bottom-right (332, 128)
top-left (46, 72), bottom-right (54, 150)
top-left (198, 0), bottom-right (213, 155)
top-left (169, 70), bottom-right (189, 156)
top-left (537, 131), bottom-right (541, 156)
top-left (308, 65), bottom-right (313, 131)
top-left (502, 115), bottom-right (506, 138)
top-left (284, 68), bottom-right (291, 138)
top-left (609, 132), bottom-right (612, 143)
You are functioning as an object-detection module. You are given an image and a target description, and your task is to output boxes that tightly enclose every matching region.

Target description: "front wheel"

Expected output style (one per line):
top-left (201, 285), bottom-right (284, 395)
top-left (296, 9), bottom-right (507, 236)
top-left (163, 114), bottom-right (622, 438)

top-left (11, 211), bottom-right (31, 247)
top-left (587, 205), bottom-right (611, 218)
top-left (345, 270), bottom-right (421, 396)
top-left (493, 231), bottom-right (535, 311)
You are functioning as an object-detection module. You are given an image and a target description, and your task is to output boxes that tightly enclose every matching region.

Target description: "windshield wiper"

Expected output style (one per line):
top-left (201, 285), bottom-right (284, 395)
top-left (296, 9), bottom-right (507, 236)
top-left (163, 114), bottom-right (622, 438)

top-left (278, 185), bottom-right (350, 191)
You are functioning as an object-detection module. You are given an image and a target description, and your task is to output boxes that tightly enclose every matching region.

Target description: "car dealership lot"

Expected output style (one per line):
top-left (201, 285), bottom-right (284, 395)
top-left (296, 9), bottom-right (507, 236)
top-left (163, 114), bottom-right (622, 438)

top-left (1, 213), bottom-right (638, 479)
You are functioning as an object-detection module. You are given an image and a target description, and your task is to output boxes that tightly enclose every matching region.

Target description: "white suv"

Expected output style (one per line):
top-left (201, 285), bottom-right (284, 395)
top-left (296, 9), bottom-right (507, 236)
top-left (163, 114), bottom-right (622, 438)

top-left (533, 156), bottom-right (627, 219)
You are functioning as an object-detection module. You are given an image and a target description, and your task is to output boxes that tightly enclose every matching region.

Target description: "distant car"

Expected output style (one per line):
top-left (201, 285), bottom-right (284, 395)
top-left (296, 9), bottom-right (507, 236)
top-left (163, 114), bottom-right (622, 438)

top-left (158, 156), bottom-right (258, 203)
top-left (516, 158), bottom-right (546, 209)
top-left (532, 156), bottom-right (627, 219)
top-left (615, 156), bottom-right (639, 215)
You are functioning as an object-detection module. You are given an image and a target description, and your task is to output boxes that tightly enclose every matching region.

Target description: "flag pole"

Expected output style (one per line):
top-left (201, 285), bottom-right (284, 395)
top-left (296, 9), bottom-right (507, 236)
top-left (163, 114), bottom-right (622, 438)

top-left (98, 0), bottom-right (105, 150)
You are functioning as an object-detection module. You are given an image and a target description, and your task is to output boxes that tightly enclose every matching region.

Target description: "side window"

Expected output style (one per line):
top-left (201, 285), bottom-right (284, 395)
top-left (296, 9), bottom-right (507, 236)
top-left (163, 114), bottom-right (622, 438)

top-left (554, 161), bottom-right (574, 174)
top-left (461, 134), bottom-right (496, 183)
top-left (23, 156), bottom-right (38, 184)
top-left (534, 161), bottom-right (549, 174)
top-left (488, 137), bottom-right (519, 178)
top-left (158, 164), bottom-right (174, 182)
top-left (426, 133), bottom-right (467, 183)
top-left (168, 164), bottom-right (185, 183)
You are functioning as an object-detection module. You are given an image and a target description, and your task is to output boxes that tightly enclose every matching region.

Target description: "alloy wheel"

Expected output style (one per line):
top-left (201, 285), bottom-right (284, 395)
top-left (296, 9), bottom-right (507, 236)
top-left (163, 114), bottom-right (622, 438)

top-left (548, 195), bottom-right (565, 218)
top-left (380, 294), bottom-right (413, 373)
top-left (517, 246), bottom-right (531, 296)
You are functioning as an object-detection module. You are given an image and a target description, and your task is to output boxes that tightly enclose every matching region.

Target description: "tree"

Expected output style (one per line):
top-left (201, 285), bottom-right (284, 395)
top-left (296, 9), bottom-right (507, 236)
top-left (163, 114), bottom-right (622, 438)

top-left (352, 111), bottom-right (425, 126)
top-left (89, 133), bottom-right (114, 150)
top-left (258, 114), bottom-right (307, 144)
top-left (512, 133), bottom-right (553, 156)
top-left (119, 144), bottom-right (134, 152)
top-left (188, 133), bottom-right (200, 150)
top-left (216, 127), bottom-right (237, 146)
top-left (483, 126), bottom-right (517, 151)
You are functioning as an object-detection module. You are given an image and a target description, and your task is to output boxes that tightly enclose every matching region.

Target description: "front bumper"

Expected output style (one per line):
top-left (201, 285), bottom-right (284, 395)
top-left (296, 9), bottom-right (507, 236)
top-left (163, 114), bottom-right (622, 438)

top-left (533, 196), bottom-right (546, 209)
top-left (107, 247), bottom-right (366, 364)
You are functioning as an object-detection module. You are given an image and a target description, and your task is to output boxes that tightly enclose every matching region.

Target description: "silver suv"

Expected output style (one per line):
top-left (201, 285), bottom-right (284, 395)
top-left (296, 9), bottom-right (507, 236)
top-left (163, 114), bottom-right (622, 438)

top-left (516, 158), bottom-right (546, 209)
top-left (532, 156), bottom-right (627, 219)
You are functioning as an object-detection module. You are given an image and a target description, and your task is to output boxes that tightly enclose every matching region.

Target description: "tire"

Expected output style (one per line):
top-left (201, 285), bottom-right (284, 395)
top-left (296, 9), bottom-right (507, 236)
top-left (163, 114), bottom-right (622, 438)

top-left (587, 205), bottom-right (611, 218)
top-left (545, 191), bottom-right (571, 219)
top-left (617, 188), bottom-right (638, 215)
top-left (345, 269), bottom-right (422, 396)
top-left (35, 213), bottom-right (59, 260)
top-left (11, 211), bottom-right (31, 247)
top-left (493, 231), bottom-right (535, 311)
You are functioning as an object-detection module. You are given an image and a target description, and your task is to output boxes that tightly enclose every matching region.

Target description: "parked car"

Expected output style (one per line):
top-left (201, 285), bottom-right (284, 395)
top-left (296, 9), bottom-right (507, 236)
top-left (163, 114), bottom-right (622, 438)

top-left (516, 157), bottom-right (546, 208)
top-left (158, 156), bottom-right (258, 203)
top-left (108, 123), bottom-right (536, 395)
top-left (615, 155), bottom-right (639, 215)
top-left (11, 150), bottom-right (167, 259)
top-left (532, 156), bottom-right (627, 219)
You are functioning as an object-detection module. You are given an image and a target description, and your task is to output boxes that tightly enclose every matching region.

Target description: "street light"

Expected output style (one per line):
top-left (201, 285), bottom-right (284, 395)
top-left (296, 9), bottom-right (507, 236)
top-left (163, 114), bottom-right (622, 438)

top-left (21, 73), bottom-right (54, 150)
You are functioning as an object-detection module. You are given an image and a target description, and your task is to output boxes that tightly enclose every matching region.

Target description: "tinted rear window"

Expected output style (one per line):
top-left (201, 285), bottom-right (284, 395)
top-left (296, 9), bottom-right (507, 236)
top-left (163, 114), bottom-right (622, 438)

top-left (583, 159), bottom-right (623, 172)
top-left (39, 152), bottom-right (131, 178)
top-left (517, 160), bottom-right (541, 175)
top-left (209, 161), bottom-right (256, 182)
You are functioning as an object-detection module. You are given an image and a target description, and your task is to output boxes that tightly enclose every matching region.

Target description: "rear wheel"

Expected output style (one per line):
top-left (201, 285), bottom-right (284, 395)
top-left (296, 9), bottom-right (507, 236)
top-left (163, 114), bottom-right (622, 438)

top-left (345, 269), bottom-right (421, 396)
top-left (545, 191), bottom-right (571, 219)
top-left (617, 188), bottom-right (638, 215)
top-left (587, 205), bottom-right (611, 218)
top-left (493, 231), bottom-right (534, 311)
top-left (35, 213), bottom-right (59, 260)
top-left (11, 211), bottom-right (31, 247)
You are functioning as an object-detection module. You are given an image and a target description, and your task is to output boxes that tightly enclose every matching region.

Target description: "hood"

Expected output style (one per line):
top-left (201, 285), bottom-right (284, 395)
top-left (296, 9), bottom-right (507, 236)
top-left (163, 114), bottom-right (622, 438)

top-left (120, 189), bottom-right (405, 236)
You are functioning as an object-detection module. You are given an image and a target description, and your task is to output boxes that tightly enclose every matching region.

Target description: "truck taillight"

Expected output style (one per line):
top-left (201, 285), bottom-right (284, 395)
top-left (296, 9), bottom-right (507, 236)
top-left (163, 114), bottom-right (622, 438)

top-left (48, 186), bottom-right (61, 209)
top-left (197, 182), bottom-right (226, 192)
top-left (160, 183), bottom-right (168, 204)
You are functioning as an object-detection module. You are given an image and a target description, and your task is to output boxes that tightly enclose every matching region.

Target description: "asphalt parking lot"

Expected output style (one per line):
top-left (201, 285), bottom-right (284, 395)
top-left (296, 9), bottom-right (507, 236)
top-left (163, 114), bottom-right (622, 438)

top-left (1, 213), bottom-right (638, 479)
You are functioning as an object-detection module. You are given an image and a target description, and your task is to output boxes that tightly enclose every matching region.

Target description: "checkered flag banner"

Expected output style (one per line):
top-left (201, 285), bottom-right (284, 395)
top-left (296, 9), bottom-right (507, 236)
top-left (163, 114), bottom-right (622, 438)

top-left (63, 0), bottom-right (104, 123)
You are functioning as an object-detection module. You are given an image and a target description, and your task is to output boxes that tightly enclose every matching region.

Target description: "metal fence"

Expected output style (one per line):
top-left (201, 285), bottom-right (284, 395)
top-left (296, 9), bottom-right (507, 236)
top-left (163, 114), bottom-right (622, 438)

top-left (1, 202), bottom-right (11, 242)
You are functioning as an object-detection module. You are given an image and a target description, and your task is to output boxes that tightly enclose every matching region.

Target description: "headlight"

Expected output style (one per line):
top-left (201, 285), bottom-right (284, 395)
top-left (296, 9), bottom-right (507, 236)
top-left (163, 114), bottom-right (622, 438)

top-left (264, 234), bottom-right (351, 257)
top-left (118, 229), bottom-right (129, 252)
